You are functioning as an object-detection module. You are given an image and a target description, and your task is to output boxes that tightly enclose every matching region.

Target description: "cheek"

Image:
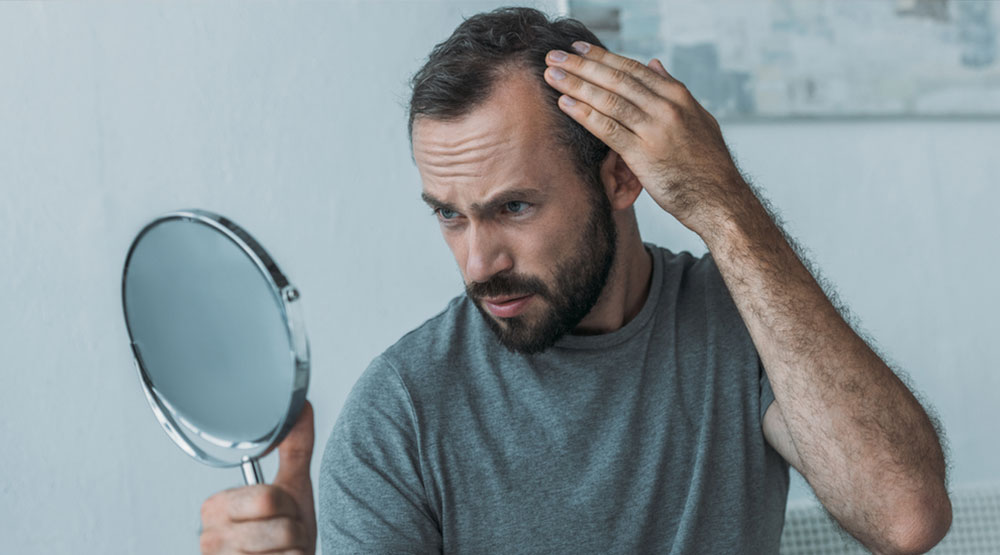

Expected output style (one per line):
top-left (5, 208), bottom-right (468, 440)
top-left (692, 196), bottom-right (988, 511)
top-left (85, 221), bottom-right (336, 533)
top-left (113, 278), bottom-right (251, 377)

top-left (441, 232), bottom-right (467, 272)
top-left (519, 227), bottom-right (569, 277)
top-left (544, 212), bottom-right (593, 267)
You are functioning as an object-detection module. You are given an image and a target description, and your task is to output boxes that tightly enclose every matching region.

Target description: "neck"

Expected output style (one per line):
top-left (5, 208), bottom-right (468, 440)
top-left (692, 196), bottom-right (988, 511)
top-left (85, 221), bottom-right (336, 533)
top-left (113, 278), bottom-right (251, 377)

top-left (572, 216), bottom-right (653, 335)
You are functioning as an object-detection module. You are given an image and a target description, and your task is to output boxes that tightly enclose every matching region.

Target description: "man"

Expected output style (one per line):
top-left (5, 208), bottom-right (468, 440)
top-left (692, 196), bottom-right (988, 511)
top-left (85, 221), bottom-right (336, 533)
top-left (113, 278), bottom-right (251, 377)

top-left (199, 7), bottom-right (951, 554)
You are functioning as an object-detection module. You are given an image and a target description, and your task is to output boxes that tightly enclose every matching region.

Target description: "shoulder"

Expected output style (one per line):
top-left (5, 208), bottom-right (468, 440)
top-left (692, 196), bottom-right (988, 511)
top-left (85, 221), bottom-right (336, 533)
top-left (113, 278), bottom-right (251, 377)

top-left (326, 293), bottom-right (490, 461)
top-left (325, 295), bottom-right (479, 447)
top-left (646, 241), bottom-right (715, 273)
top-left (646, 242), bottom-right (743, 332)
top-left (645, 242), bottom-right (724, 292)
top-left (346, 293), bottom-right (490, 406)
top-left (379, 293), bottom-right (483, 372)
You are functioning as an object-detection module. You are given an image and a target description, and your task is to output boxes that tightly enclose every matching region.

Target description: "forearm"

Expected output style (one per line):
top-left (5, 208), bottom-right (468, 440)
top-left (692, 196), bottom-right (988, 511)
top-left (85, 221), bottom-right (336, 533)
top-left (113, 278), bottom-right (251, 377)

top-left (699, 184), bottom-right (949, 553)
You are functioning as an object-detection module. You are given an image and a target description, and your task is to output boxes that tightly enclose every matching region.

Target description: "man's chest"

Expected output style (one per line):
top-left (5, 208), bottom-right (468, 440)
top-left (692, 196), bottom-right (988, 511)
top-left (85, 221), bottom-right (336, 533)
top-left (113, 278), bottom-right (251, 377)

top-left (412, 361), bottom-right (766, 553)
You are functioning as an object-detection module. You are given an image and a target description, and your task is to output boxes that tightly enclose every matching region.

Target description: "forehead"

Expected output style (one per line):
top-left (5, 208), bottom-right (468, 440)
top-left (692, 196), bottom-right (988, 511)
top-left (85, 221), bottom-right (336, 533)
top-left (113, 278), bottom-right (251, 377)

top-left (412, 69), bottom-right (572, 200)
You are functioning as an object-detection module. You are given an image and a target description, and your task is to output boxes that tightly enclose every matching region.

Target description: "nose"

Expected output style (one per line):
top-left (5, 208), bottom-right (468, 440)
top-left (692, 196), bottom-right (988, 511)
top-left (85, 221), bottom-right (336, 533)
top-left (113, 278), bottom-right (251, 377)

top-left (464, 223), bottom-right (513, 285)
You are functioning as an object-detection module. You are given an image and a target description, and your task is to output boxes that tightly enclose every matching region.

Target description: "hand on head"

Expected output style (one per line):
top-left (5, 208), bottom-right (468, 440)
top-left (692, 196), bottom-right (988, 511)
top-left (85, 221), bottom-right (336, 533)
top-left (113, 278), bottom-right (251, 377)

top-left (199, 401), bottom-right (317, 555)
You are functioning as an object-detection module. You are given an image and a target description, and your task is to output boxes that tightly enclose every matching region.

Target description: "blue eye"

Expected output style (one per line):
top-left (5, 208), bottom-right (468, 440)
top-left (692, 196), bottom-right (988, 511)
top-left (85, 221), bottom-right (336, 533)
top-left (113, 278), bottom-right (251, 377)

top-left (437, 208), bottom-right (458, 220)
top-left (505, 201), bottom-right (527, 214)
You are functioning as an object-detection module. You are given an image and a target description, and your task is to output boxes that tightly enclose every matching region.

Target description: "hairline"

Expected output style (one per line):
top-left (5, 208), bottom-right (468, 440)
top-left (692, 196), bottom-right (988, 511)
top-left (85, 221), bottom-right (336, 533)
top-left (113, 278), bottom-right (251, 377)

top-left (410, 60), bottom-right (605, 197)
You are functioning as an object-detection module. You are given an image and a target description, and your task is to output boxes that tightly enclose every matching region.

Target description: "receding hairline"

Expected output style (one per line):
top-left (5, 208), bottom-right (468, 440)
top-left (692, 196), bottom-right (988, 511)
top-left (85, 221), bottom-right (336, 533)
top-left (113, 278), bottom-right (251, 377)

top-left (411, 60), bottom-right (573, 161)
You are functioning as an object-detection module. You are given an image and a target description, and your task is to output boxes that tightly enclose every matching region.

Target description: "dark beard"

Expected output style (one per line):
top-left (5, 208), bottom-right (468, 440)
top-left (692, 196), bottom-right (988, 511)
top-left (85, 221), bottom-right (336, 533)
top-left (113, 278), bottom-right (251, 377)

top-left (466, 191), bottom-right (618, 355)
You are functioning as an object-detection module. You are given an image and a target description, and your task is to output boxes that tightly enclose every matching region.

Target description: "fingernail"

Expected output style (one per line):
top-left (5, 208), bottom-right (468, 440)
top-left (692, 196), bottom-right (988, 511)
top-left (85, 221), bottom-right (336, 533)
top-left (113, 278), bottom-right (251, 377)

top-left (549, 49), bottom-right (568, 62)
top-left (561, 95), bottom-right (576, 106)
top-left (549, 67), bottom-right (566, 80)
top-left (571, 41), bottom-right (590, 54)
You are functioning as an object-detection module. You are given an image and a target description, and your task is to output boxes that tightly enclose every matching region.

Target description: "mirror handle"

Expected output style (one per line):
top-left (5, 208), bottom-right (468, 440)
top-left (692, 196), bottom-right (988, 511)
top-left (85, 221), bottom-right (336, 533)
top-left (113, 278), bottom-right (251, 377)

top-left (241, 457), bottom-right (264, 485)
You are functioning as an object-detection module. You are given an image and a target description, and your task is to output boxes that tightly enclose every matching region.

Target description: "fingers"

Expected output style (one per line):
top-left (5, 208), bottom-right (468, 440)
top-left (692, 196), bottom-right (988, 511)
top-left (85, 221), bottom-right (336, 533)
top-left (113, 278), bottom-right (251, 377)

top-left (553, 93), bottom-right (638, 154)
top-left (545, 48), bottom-right (659, 122)
top-left (543, 63), bottom-right (648, 135)
top-left (200, 518), bottom-right (308, 554)
top-left (200, 486), bottom-right (310, 554)
top-left (544, 42), bottom-right (696, 151)
top-left (549, 42), bottom-right (684, 99)
top-left (199, 403), bottom-right (317, 555)
top-left (230, 517), bottom-right (309, 552)
top-left (202, 486), bottom-right (300, 526)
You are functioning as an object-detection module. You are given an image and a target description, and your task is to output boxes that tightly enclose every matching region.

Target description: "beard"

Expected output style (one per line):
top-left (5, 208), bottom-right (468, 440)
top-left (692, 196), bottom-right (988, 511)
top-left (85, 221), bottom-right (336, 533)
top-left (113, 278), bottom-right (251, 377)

top-left (465, 189), bottom-right (618, 355)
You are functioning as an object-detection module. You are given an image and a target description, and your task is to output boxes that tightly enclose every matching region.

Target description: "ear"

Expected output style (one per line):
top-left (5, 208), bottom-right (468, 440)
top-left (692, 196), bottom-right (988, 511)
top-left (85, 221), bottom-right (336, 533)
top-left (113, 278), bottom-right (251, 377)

top-left (599, 150), bottom-right (644, 211)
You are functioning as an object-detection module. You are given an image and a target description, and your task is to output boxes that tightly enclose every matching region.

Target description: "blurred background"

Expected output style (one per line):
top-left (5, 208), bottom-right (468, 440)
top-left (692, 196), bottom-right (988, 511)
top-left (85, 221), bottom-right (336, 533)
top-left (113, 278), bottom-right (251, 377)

top-left (1, 1), bottom-right (996, 553)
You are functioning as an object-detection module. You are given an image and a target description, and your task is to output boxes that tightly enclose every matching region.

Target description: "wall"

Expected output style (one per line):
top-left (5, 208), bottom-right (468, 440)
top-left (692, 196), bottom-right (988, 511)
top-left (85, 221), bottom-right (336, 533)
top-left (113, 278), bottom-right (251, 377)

top-left (1, 2), bottom-right (995, 553)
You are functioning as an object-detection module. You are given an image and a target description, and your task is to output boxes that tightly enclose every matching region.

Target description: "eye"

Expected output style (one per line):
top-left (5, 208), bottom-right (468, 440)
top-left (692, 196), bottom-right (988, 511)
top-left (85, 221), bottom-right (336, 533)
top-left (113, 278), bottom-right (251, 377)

top-left (436, 207), bottom-right (458, 220)
top-left (505, 201), bottom-right (528, 214)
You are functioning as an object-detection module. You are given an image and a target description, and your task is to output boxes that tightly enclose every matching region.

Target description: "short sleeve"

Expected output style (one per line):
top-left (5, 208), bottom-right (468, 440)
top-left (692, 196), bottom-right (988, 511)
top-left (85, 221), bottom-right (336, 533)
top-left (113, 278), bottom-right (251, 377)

top-left (698, 251), bottom-right (777, 427)
top-left (318, 355), bottom-right (442, 554)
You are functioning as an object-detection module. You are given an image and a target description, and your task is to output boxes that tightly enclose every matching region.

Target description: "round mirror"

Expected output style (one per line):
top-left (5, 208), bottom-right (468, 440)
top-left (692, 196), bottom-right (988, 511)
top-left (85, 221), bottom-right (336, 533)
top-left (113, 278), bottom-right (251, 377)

top-left (121, 209), bottom-right (309, 484)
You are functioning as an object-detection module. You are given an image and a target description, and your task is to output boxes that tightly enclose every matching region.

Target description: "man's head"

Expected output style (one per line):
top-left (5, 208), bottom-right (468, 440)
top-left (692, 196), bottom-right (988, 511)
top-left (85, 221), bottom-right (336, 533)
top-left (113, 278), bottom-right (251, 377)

top-left (408, 7), bottom-right (610, 193)
top-left (409, 7), bottom-right (628, 355)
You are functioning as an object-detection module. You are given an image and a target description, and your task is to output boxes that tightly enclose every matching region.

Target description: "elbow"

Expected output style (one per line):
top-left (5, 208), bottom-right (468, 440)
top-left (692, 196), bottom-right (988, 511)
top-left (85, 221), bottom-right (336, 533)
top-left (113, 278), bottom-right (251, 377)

top-left (883, 489), bottom-right (953, 555)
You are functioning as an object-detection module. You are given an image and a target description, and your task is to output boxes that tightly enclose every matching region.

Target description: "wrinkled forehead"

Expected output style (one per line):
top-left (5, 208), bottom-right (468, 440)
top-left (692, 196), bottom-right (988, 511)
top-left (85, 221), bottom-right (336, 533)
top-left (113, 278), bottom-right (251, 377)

top-left (411, 70), bottom-right (570, 188)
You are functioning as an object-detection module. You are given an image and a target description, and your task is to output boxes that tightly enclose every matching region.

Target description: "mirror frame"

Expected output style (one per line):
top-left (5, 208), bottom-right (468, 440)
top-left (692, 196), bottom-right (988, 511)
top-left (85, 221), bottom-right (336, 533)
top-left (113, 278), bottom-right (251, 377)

top-left (121, 209), bottom-right (309, 480)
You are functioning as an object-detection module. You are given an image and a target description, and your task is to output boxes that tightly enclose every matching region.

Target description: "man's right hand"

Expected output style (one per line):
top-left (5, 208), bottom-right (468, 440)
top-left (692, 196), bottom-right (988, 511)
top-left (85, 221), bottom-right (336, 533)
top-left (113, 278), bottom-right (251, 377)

top-left (200, 400), bottom-right (317, 555)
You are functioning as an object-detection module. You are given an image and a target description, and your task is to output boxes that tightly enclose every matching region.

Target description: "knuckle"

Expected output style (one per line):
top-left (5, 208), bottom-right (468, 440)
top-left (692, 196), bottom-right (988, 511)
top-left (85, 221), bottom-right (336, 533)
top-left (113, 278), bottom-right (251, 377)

top-left (599, 116), bottom-right (619, 137)
top-left (199, 529), bottom-right (223, 554)
top-left (604, 92), bottom-right (623, 113)
top-left (606, 94), bottom-right (639, 124)
top-left (621, 57), bottom-right (644, 74)
top-left (609, 68), bottom-right (629, 85)
top-left (627, 104), bottom-right (646, 125)
top-left (670, 81), bottom-right (693, 101)
top-left (661, 100), bottom-right (682, 121)
top-left (652, 96), bottom-right (671, 112)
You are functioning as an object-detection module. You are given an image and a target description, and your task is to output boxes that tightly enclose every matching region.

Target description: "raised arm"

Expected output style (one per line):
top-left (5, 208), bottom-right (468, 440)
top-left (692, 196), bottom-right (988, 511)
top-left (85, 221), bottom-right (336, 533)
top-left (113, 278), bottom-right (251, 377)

top-left (707, 190), bottom-right (950, 554)
top-left (542, 41), bottom-right (951, 554)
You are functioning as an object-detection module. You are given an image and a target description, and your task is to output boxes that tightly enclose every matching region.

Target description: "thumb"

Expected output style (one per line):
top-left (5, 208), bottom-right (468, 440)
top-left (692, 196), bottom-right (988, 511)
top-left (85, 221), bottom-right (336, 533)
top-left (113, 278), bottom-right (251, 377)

top-left (274, 400), bottom-right (317, 552)
top-left (274, 399), bottom-right (315, 500)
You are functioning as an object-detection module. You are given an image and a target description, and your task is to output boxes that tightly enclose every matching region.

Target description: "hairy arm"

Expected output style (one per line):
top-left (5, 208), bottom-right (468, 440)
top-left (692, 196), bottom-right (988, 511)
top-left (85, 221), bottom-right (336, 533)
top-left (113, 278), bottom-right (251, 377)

top-left (541, 40), bottom-right (952, 553)
top-left (703, 185), bottom-right (951, 555)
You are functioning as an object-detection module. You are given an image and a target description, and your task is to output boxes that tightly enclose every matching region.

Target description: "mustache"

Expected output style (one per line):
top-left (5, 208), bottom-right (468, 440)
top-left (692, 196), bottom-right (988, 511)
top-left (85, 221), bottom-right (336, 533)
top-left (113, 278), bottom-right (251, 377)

top-left (466, 272), bottom-right (549, 301)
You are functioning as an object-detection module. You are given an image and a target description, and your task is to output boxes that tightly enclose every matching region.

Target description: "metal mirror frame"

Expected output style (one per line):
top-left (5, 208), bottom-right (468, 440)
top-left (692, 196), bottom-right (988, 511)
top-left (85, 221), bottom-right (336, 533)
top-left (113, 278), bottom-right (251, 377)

top-left (121, 209), bottom-right (310, 484)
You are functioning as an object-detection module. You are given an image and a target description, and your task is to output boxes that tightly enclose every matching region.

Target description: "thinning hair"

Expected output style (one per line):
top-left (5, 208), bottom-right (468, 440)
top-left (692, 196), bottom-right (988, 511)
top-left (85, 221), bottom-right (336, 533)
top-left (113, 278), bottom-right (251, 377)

top-left (407, 6), bottom-right (610, 193)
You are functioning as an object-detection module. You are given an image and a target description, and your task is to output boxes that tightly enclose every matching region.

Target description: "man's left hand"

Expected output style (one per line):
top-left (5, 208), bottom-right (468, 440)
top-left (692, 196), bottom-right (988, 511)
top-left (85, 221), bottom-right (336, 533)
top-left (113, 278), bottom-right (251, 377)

top-left (543, 41), bottom-right (749, 235)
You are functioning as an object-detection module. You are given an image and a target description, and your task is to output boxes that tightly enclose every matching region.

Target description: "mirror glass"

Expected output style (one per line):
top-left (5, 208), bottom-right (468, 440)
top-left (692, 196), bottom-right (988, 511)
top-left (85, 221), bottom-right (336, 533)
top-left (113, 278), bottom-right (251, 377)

top-left (122, 210), bottom-right (309, 482)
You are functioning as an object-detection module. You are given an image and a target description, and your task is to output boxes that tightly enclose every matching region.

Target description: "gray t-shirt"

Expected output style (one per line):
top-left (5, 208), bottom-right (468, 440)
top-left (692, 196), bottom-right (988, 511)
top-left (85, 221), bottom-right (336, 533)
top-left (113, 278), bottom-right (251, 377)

top-left (319, 244), bottom-right (789, 553)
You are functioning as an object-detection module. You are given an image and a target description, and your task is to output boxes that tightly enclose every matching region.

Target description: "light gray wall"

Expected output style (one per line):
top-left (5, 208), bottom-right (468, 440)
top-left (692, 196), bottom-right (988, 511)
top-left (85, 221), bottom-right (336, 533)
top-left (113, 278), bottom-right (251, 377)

top-left (1, 2), bottom-right (995, 553)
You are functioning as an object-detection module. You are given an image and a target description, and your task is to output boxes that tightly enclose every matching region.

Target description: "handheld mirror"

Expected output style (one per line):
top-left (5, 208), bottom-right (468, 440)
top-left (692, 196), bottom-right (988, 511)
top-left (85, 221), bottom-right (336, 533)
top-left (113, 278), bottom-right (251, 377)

top-left (121, 209), bottom-right (309, 485)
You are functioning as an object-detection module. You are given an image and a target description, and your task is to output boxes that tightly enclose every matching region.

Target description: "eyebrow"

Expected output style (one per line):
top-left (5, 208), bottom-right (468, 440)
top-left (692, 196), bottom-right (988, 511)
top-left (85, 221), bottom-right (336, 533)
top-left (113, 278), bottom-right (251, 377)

top-left (421, 187), bottom-right (547, 217)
